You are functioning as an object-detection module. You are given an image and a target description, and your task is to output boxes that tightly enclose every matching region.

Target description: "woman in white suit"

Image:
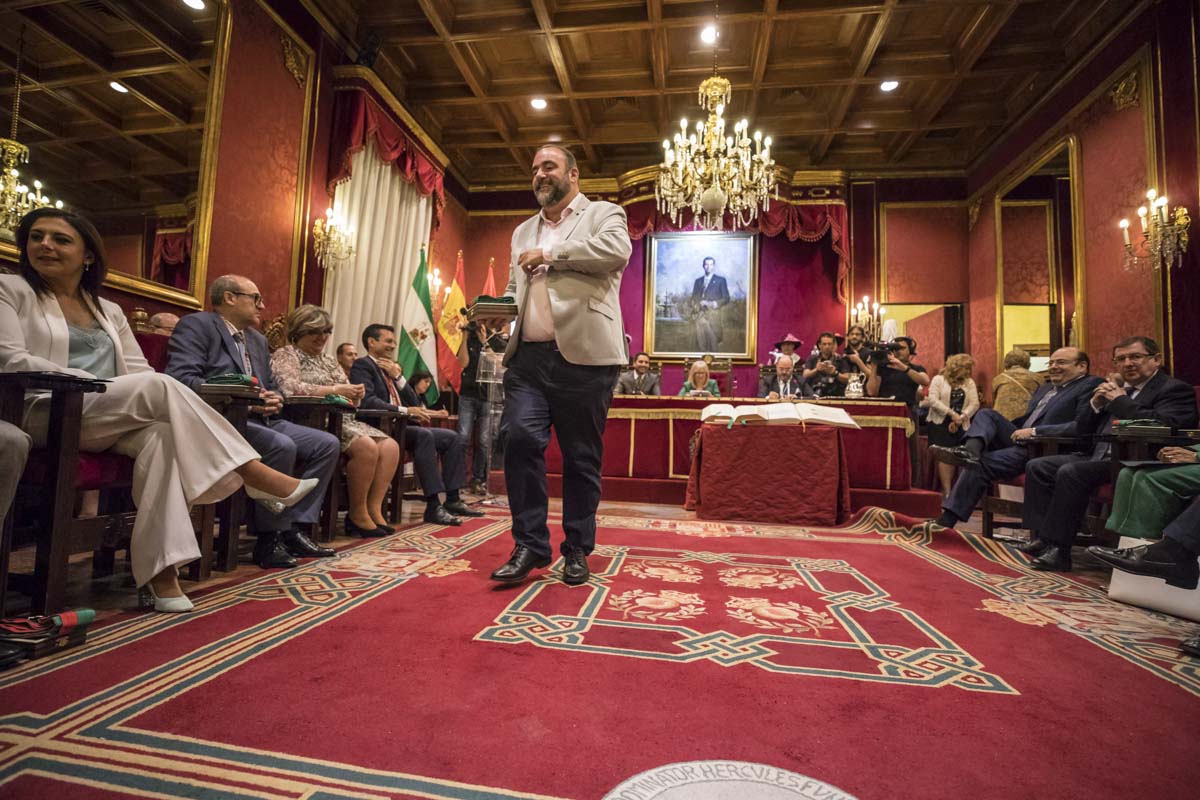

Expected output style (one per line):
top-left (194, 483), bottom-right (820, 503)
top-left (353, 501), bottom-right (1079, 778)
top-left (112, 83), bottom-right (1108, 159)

top-left (0, 209), bottom-right (317, 612)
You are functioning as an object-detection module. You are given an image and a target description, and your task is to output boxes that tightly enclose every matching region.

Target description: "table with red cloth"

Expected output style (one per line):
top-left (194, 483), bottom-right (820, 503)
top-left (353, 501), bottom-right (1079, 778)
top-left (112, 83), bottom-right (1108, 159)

top-left (540, 396), bottom-right (913, 490)
top-left (684, 424), bottom-right (851, 525)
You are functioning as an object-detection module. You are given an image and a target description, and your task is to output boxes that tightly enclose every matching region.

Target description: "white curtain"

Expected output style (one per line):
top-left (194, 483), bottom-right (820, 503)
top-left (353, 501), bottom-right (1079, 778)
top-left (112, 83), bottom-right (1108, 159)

top-left (323, 141), bottom-right (432, 355)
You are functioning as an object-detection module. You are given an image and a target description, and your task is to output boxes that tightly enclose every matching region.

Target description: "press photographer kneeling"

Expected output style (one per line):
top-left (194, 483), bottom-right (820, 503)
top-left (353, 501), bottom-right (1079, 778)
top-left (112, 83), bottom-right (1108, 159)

top-left (866, 336), bottom-right (930, 476)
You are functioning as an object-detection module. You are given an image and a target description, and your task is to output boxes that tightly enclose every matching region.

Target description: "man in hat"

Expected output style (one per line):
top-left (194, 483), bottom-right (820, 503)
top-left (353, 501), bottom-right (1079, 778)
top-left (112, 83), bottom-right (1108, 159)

top-left (691, 256), bottom-right (729, 352)
top-left (771, 333), bottom-right (803, 365)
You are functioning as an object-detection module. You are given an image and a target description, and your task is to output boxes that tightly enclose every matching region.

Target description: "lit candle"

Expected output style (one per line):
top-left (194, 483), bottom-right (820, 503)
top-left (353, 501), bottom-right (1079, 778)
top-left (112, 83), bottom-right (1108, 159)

top-left (1119, 219), bottom-right (1131, 245)
top-left (1138, 206), bottom-right (1148, 231)
top-left (1146, 189), bottom-right (1157, 202)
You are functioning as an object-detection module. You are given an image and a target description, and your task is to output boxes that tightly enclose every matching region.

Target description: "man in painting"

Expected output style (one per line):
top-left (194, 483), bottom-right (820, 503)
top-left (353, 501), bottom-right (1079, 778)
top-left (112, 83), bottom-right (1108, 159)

top-left (691, 256), bottom-right (729, 352)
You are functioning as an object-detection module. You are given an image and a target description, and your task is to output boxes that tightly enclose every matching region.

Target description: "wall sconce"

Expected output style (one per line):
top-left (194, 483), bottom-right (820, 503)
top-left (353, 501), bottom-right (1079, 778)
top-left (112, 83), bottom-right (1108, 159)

top-left (312, 207), bottom-right (354, 269)
top-left (1119, 188), bottom-right (1190, 272)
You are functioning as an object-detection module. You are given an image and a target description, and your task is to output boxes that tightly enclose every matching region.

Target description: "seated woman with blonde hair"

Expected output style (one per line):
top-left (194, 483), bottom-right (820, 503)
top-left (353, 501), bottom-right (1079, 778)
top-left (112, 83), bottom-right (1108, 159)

top-left (678, 360), bottom-right (720, 398)
top-left (0, 208), bottom-right (318, 612)
top-left (270, 305), bottom-right (401, 537)
top-left (922, 353), bottom-right (980, 496)
top-left (991, 348), bottom-right (1044, 421)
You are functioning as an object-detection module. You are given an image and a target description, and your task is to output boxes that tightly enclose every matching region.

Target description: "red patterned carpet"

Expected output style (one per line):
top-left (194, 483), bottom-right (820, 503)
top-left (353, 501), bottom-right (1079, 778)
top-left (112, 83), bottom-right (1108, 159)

top-left (1, 507), bottom-right (1198, 799)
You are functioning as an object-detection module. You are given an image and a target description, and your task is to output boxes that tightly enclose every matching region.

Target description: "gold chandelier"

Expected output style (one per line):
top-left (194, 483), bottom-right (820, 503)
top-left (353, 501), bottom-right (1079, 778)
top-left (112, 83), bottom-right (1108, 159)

top-left (1, 29), bottom-right (60, 239)
top-left (655, 4), bottom-right (777, 230)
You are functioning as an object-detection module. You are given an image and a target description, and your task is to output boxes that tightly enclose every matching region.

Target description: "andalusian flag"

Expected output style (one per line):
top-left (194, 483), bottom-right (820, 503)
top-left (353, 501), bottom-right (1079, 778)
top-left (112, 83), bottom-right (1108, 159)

top-left (398, 245), bottom-right (438, 403)
top-left (436, 250), bottom-right (467, 391)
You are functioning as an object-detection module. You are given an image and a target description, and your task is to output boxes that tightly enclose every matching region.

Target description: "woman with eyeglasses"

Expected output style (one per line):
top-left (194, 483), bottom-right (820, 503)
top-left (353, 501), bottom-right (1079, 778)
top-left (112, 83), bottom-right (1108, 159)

top-left (0, 208), bottom-right (319, 612)
top-left (271, 305), bottom-right (400, 537)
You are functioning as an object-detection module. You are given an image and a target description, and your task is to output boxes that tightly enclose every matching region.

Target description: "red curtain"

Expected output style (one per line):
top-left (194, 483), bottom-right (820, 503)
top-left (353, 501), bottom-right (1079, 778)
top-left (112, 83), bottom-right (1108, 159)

top-left (624, 199), bottom-right (849, 302)
top-left (328, 90), bottom-right (446, 225)
top-left (151, 229), bottom-right (192, 289)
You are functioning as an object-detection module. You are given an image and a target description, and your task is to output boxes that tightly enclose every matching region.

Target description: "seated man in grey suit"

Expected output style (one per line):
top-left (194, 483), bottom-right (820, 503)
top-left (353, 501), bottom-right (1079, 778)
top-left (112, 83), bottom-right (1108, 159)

top-left (1089, 493), bottom-right (1200, 658)
top-left (615, 352), bottom-right (660, 396)
top-left (166, 275), bottom-right (341, 569)
top-left (932, 347), bottom-right (1100, 530)
top-left (759, 354), bottom-right (812, 400)
top-left (349, 323), bottom-right (476, 526)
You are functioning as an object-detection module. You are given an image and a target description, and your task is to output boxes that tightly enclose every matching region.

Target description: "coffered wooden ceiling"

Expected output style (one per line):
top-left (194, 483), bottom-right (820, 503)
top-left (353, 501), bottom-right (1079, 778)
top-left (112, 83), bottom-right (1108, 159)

top-left (0, 0), bottom-right (218, 218)
top-left (315, 0), bottom-right (1143, 187)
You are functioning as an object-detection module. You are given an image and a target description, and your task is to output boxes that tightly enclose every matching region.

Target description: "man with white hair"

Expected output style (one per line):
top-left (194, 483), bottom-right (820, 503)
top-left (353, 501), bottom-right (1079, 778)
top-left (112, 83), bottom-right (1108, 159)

top-left (149, 312), bottom-right (179, 335)
top-left (759, 354), bottom-right (812, 399)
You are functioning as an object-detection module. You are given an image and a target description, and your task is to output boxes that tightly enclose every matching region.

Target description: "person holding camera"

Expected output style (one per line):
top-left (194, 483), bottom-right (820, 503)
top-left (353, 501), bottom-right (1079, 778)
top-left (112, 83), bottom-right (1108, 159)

top-left (867, 336), bottom-right (929, 482)
top-left (802, 332), bottom-right (849, 398)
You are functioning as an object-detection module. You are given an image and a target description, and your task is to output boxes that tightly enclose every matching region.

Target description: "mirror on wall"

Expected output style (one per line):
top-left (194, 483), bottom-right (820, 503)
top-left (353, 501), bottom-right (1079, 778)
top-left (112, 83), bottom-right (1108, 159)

top-left (0, 1), bottom-right (229, 309)
top-left (995, 138), bottom-right (1080, 365)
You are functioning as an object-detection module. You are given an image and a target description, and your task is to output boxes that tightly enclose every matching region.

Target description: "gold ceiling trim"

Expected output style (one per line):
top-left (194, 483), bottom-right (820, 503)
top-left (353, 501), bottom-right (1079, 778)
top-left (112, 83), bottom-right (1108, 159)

top-left (469, 165), bottom-right (849, 196)
top-left (331, 65), bottom-right (451, 169)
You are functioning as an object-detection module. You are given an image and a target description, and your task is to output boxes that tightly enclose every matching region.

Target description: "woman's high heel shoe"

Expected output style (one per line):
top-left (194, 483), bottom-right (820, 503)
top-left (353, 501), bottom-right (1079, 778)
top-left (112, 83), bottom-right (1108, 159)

top-left (147, 585), bottom-right (194, 613)
top-left (245, 477), bottom-right (320, 515)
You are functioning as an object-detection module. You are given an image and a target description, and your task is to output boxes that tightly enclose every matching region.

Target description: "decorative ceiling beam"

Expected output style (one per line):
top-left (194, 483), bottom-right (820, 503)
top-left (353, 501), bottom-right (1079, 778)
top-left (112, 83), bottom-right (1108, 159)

top-left (529, 0), bottom-right (600, 171)
top-left (811, 0), bottom-right (897, 165)
top-left (886, 2), bottom-right (1018, 163)
top-left (100, 0), bottom-right (207, 82)
top-left (747, 0), bottom-right (778, 120)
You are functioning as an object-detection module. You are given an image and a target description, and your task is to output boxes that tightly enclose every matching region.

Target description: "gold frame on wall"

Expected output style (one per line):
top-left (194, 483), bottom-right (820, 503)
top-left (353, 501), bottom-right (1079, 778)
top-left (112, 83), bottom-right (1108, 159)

top-left (993, 135), bottom-right (1084, 373)
top-left (101, 1), bottom-right (232, 310)
top-left (643, 231), bottom-right (759, 363)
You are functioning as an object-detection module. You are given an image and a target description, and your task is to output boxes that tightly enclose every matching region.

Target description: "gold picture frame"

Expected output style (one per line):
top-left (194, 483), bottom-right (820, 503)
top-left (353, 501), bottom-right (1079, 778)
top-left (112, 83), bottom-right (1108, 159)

top-left (644, 232), bottom-right (759, 363)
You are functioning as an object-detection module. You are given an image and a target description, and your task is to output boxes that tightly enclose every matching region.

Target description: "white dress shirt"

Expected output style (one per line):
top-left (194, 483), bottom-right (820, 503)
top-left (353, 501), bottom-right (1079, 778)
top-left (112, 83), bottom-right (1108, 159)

top-left (522, 192), bottom-right (586, 343)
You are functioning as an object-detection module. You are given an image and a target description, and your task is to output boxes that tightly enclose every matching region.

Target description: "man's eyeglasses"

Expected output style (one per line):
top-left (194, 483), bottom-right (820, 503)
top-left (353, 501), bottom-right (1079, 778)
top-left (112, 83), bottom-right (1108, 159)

top-left (230, 291), bottom-right (264, 306)
top-left (1112, 353), bottom-right (1152, 364)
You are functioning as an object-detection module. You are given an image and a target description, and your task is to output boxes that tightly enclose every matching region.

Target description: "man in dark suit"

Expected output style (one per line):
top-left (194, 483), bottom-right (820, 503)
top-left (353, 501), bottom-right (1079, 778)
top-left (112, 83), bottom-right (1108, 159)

top-left (348, 322), bottom-right (476, 525)
top-left (165, 275), bottom-right (340, 568)
top-left (691, 256), bottom-right (729, 352)
top-left (1024, 336), bottom-right (1199, 572)
top-left (933, 347), bottom-right (1100, 529)
top-left (615, 351), bottom-right (661, 396)
top-left (759, 354), bottom-right (812, 399)
top-left (1088, 494), bottom-right (1200, 657)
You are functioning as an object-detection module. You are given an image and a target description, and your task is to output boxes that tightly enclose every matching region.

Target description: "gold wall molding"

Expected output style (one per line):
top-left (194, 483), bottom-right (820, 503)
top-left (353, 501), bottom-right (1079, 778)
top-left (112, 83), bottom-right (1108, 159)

top-left (280, 34), bottom-right (308, 88)
top-left (1110, 70), bottom-right (1140, 111)
top-left (968, 199), bottom-right (982, 231)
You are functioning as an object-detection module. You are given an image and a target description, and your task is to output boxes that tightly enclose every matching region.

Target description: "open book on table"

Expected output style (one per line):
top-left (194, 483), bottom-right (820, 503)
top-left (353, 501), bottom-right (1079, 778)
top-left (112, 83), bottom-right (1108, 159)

top-left (700, 401), bottom-right (861, 429)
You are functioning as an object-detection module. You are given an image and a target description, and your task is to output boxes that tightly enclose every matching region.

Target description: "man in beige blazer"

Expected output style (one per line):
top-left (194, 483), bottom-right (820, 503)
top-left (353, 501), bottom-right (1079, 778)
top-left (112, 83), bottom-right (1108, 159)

top-left (486, 144), bottom-right (632, 586)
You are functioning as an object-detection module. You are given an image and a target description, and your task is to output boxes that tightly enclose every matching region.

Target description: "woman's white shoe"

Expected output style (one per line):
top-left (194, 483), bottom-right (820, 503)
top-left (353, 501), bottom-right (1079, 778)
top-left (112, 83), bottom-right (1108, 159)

top-left (147, 586), bottom-right (194, 613)
top-left (245, 477), bottom-right (319, 514)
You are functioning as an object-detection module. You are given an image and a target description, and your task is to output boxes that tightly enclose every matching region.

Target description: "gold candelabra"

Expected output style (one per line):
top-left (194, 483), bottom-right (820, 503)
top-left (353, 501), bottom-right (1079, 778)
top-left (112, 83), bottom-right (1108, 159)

top-left (311, 207), bottom-right (354, 269)
top-left (654, 2), bottom-right (777, 230)
top-left (1118, 188), bottom-right (1190, 272)
top-left (852, 295), bottom-right (887, 342)
top-left (1, 29), bottom-right (60, 238)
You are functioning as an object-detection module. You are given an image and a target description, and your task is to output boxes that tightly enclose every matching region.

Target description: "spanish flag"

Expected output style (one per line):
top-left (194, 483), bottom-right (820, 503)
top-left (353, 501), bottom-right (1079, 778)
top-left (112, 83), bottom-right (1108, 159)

top-left (436, 250), bottom-right (467, 391)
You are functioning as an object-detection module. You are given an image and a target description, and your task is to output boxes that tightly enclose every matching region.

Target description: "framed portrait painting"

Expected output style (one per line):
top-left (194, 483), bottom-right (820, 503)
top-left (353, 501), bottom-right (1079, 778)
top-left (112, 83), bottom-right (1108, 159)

top-left (644, 232), bottom-right (758, 361)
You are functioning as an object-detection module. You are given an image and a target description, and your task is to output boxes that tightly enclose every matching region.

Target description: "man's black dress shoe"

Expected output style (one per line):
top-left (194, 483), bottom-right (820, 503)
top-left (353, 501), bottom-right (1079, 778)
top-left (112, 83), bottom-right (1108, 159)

top-left (345, 518), bottom-right (388, 537)
top-left (1086, 544), bottom-right (1200, 590)
top-left (490, 546), bottom-right (551, 583)
top-left (929, 444), bottom-right (980, 468)
top-left (444, 500), bottom-right (484, 518)
top-left (562, 548), bottom-right (589, 585)
top-left (1181, 631), bottom-right (1200, 658)
top-left (253, 541), bottom-right (298, 569)
top-left (1028, 545), bottom-right (1072, 572)
top-left (281, 530), bottom-right (335, 557)
top-left (423, 506), bottom-right (462, 526)
top-left (1018, 537), bottom-right (1049, 556)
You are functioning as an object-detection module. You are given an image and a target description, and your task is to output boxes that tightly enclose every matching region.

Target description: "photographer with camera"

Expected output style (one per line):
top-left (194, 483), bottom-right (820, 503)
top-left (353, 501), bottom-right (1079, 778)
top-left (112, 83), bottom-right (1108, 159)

top-left (838, 324), bottom-right (873, 389)
top-left (867, 336), bottom-right (929, 480)
top-left (802, 332), bottom-right (849, 397)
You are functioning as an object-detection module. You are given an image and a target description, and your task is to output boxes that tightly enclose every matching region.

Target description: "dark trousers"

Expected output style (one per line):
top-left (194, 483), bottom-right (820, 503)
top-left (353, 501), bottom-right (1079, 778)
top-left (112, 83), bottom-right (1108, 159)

top-left (940, 409), bottom-right (1025, 521)
top-left (403, 425), bottom-right (466, 496)
top-left (501, 342), bottom-right (619, 558)
top-left (243, 417), bottom-right (341, 533)
top-left (1023, 454), bottom-right (1112, 545)
top-left (1165, 495), bottom-right (1200, 555)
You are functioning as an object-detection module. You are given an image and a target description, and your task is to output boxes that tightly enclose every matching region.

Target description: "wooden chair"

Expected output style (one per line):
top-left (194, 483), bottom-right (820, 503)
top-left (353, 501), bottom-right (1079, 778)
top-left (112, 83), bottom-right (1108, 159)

top-left (0, 373), bottom-right (215, 615)
top-left (354, 409), bottom-right (409, 525)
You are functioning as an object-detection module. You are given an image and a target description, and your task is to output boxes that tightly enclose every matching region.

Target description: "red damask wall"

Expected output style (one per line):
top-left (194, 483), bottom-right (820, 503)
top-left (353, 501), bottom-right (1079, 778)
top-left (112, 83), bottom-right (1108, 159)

top-left (206, 0), bottom-right (311, 315)
top-left (428, 193), bottom-right (470, 295)
top-left (1000, 204), bottom-right (1052, 304)
top-left (883, 205), bottom-right (968, 303)
top-left (904, 307), bottom-right (945, 377)
top-left (968, 201), bottom-right (998, 398)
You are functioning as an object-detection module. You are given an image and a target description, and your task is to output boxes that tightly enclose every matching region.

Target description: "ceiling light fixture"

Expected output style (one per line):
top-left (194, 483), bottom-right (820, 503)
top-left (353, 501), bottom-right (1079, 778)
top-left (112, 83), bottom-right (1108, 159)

top-left (181, 0), bottom-right (206, 10)
top-left (880, 80), bottom-right (899, 92)
top-left (700, 25), bottom-right (718, 44)
top-left (656, 0), bottom-right (777, 230)
top-left (109, 81), bottom-right (129, 93)
top-left (530, 97), bottom-right (548, 110)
